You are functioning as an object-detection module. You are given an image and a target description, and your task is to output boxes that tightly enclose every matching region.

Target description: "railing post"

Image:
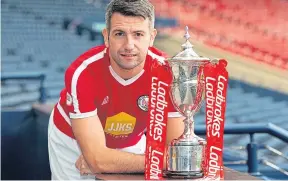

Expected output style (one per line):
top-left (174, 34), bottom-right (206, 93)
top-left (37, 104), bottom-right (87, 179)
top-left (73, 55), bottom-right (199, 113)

top-left (39, 74), bottom-right (46, 103)
top-left (246, 134), bottom-right (261, 176)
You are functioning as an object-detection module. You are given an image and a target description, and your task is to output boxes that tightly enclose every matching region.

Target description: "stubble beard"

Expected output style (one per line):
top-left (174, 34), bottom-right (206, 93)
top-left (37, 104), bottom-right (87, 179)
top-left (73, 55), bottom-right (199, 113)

top-left (114, 55), bottom-right (144, 70)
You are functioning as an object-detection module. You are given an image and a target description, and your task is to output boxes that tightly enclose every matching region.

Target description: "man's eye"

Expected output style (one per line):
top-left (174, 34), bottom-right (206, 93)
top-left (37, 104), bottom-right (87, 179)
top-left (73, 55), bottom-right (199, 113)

top-left (115, 32), bottom-right (124, 36)
top-left (135, 33), bottom-right (143, 37)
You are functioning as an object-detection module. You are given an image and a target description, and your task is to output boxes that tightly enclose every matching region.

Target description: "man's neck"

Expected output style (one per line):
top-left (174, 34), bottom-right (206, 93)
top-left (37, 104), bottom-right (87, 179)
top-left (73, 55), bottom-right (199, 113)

top-left (110, 60), bottom-right (145, 80)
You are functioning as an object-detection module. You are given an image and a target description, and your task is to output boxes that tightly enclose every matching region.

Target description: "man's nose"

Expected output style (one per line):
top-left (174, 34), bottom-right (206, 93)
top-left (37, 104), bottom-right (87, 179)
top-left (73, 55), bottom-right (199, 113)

top-left (124, 35), bottom-right (135, 51)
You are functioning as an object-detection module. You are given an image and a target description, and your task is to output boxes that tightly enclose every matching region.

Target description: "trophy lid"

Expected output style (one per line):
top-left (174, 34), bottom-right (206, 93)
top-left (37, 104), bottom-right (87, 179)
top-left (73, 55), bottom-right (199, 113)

top-left (169, 26), bottom-right (209, 62)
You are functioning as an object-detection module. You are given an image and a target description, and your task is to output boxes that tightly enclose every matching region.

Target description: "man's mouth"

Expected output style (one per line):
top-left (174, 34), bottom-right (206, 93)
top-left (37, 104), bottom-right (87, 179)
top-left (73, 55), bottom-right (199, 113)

top-left (121, 54), bottom-right (137, 57)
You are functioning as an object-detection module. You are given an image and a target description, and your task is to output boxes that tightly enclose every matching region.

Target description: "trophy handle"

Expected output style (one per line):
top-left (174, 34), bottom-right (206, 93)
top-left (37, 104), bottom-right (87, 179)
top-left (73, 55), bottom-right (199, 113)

top-left (166, 60), bottom-right (186, 117)
top-left (188, 65), bottom-right (205, 117)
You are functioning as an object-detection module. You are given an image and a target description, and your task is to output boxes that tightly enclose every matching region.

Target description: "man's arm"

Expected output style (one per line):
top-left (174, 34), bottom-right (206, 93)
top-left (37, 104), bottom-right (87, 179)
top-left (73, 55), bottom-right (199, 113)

top-left (71, 115), bottom-right (145, 174)
top-left (164, 116), bottom-right (185, 168)
top-left (73, 114), bottom-right (184, 174)
top-left (166, 117), bottom-right (185, 145)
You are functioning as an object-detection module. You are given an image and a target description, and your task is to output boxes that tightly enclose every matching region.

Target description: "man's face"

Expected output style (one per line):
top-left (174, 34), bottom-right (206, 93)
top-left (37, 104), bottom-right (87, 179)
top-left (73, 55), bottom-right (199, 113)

top-left (103, 13), bottom-right (157, 70)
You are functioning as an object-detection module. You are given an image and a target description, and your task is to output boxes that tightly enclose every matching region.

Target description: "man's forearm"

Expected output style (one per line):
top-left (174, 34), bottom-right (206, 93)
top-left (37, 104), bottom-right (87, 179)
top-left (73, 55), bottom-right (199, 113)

top-left (90, 148), bottom-right (145, 173)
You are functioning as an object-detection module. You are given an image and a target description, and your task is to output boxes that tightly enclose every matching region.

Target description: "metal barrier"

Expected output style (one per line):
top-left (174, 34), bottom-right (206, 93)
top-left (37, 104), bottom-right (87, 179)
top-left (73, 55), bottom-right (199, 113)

top-left (1, 72), bottom-right (47, 103)
top-left (195, 123), bottom-right (288, 176)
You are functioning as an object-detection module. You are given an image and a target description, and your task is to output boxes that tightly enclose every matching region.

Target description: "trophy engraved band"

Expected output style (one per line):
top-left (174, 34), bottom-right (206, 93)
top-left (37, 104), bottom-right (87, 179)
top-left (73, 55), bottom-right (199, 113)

top-left (164, 26), bottom-right (210, 178)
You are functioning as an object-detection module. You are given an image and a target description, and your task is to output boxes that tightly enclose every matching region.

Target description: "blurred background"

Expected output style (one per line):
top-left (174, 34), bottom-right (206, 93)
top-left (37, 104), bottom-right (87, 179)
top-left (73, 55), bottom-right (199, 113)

top-left (1, 0), bottom-right (288, 180)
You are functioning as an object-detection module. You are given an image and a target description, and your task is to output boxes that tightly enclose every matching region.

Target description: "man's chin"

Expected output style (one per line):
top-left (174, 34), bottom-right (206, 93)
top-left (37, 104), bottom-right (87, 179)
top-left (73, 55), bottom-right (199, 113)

top-left (119, 64), bottom-right (138, 70)
top-left (117, 61), bottom-right (139, 70)
top-left (117, 59), bottom-right (138, 69)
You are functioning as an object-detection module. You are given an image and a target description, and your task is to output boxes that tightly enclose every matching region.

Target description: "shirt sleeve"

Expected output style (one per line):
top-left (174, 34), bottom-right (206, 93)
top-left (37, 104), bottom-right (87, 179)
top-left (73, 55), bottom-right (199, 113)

top-left (65, 67), bottom-right (98, 119)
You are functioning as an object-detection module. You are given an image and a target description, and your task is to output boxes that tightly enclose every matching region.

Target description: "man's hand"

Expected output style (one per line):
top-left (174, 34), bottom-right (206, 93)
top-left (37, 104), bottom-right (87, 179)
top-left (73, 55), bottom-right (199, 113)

top-left (75, 155), bottom-right (93, 175)
top-left (166, 117), bottom-right (185, 145)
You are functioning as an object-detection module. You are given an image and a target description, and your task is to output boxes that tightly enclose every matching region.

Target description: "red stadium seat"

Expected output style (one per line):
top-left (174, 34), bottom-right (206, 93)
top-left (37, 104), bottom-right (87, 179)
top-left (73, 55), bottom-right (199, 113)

top-left (152, 0), bottom-right (288, 70)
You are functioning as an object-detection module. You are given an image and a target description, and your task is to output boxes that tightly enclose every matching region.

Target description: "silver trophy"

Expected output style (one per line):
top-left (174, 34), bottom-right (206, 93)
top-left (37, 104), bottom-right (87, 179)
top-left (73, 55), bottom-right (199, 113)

top-left (164, 26), bottom-right (210, 178)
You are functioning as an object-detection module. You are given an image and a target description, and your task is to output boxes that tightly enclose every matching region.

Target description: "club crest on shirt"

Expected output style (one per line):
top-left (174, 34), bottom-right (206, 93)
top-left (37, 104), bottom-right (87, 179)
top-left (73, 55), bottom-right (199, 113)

top-left (104, 112), bottom-right (136, 138)
top-left (137, 95), bottom-right (149, 112)
top-left (66, 92), bottom-right (72, 106)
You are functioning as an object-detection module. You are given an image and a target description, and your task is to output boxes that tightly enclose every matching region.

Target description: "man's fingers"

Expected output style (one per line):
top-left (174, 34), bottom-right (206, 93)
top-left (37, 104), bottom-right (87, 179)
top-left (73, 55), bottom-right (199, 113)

top-left (82, 158), bottom-right (89, 167)
top-left (80, 168), bottom-right (91, 175)
top-left (75, 159), bottom-right (81, 170)
top-left (79, 156), bottom-right (93, 175)
top-left (80, 165), bottom-right (92, 175)
top-left (75, 154), bottom-right (93, 175)
top-left (75, 155), bottom-right (84, 171)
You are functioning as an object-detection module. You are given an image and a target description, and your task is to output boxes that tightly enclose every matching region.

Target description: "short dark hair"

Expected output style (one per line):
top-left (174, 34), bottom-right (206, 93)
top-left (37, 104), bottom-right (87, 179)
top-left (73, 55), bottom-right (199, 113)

top-left (105, 0), bottom-right (155, 32)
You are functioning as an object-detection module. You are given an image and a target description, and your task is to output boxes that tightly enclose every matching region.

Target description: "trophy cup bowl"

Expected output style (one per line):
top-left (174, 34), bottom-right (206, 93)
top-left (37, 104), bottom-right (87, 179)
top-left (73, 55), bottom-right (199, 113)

top-left (164, 27), bottom-right (210, 179)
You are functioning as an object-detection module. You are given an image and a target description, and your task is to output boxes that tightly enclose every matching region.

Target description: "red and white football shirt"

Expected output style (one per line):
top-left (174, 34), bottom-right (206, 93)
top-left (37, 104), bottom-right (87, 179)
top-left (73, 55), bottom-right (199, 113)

top-left (53, 45), bottom-right (181, 148)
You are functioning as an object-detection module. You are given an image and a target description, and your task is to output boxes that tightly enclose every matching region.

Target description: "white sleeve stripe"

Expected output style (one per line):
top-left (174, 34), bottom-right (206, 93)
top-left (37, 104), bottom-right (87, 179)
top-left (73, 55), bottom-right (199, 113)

top-left (71, 49), bottom-right (106, 114)
top-left (56, 103), bottom-right (71, 126)
top-left (69, 109), bottom-right (97, 119)
top-left (147, 49), bottom-right (165, 64)
top-left (168, 112), bottom-right (184, 118)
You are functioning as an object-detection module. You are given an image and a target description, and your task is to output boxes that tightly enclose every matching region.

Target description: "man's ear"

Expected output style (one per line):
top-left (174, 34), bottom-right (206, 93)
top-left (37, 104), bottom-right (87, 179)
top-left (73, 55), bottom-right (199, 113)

top-left (102, 28), bottom-right (109, 47)
top-left (149, 29), bottom-right (157, 47)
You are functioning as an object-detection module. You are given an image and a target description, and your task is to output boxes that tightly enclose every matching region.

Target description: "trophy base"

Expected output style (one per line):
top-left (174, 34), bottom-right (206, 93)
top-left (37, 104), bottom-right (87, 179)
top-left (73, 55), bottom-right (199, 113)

top-left (164, 170), bottom-right (203, 179)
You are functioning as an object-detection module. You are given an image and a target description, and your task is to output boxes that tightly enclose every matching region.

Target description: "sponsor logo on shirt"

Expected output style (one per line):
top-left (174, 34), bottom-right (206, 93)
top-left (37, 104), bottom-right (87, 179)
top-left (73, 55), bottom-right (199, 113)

top-left (104, 112), bottom-right (136, 138)
top-left (137, 95), bottom-right (149, 112)
top-left (101, 96), bottom-right (109, 105)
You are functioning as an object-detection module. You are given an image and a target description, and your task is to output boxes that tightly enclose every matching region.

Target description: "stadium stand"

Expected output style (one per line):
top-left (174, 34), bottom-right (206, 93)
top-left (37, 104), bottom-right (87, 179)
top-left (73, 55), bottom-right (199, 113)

top-left (1, 0), bottom-right (101, 108)
top-left (1, 0), bottom-right (288, 180)
top-left (151, 0), bottom-right (288, 70)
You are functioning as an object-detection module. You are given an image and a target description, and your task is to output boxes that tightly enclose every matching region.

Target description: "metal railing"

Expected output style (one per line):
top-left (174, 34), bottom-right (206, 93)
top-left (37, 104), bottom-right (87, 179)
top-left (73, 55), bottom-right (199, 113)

top-left (195, 123), bottom-right (288, 176)
top-left (259, 145), bottom-right (288, 161)
top-left (1, 72), bottom-right (47, 103)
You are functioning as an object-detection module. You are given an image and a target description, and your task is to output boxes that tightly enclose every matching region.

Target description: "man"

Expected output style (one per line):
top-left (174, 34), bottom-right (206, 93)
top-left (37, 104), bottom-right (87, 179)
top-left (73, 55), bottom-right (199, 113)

top-left (48, 0), bottom-right (184, 180)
